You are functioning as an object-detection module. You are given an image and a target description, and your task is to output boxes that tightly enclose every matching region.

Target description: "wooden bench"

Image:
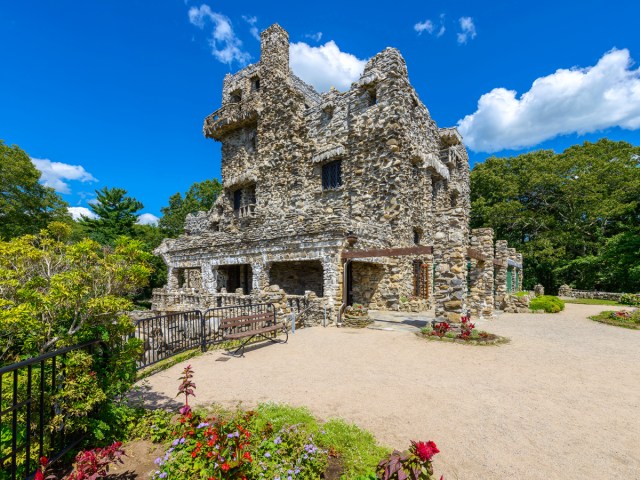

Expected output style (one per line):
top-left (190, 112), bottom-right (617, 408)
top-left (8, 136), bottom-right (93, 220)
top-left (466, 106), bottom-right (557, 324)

top-left (220, 310), bottom-right (288, 356)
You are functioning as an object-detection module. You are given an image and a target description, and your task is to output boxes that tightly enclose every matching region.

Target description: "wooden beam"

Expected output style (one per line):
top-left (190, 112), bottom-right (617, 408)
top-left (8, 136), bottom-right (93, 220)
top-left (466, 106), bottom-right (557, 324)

top-left (342, 245), bottom-right (433, 260)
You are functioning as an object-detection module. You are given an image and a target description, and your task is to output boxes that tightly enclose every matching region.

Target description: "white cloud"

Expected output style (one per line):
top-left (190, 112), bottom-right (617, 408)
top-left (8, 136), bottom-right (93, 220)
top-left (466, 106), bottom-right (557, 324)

top-left (457, 16), bottom-right (476, 44)
top-left (290, 41), bottom-right (367, 92)
top-left (68, 206), bottom-right (97, 221)
top-left (242, 15), bottom-right (260, 41)
top-left (137, 213), bottom-right (160, 225)
top-left (457, 48), bottom-right (640, 152)
top-left (305, 32), bottom-right (323, 42)
top-left (414, 20), bottom-right (434, 35)
top-left (31, 158), bottom-right (97, 194)
top-left (188, 5), bottom-right (250, 65)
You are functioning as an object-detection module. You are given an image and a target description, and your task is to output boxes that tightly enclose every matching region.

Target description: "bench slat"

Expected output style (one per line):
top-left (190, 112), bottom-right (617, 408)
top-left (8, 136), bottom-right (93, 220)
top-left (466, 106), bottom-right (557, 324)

top-left (220, 313), bottom-right (274, 329)
top-left (224, 323), bottom-right (282, 340)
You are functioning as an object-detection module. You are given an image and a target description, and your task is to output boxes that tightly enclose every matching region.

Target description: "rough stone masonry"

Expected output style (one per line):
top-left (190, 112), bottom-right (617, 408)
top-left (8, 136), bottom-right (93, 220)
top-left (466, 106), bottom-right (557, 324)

top-left (153, 24), bottom-right (523, 324)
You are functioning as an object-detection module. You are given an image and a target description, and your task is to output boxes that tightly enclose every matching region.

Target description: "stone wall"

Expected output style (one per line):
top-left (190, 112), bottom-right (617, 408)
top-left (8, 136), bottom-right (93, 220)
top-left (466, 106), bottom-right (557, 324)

top-left (558, 285), bottom-right (626, 301)
top-left (269, 260), bottom-right (324, 296)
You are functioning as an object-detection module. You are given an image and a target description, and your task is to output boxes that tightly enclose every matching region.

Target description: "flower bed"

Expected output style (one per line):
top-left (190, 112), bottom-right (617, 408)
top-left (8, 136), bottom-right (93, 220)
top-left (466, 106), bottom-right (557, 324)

top-left (139, 366), bottom-right (446, 479)
top-left (589, 309), bottom-right (640, 329)
top-left (419, 317), bottom-right (508, 346)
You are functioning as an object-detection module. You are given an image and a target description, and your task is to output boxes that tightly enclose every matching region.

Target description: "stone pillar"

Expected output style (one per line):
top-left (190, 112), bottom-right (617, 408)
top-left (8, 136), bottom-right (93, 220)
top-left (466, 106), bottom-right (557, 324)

top-left (167, 266), bottom-right (180, 290)
top-left (516, 252), bottom-right (524, 291)
top-left (469, 228), bottom-right (495, 318)
top-left (507, 247), bottom-right (517, 293)
top-left (201, 263), bottom-right (218, 293)
top-left (251, 262), bottom-right (271, 292)
top-left (322, 256), bottom-right (341, 321)
top-left (434, 235), bottom-right (468, 324)
top-left (494, 240), bottom-right (509, 308)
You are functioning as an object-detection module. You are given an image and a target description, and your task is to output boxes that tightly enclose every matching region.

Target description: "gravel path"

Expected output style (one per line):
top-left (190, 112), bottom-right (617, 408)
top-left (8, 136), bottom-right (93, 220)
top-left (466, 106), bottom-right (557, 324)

top-left (138, 304), bottom-right (640, 480)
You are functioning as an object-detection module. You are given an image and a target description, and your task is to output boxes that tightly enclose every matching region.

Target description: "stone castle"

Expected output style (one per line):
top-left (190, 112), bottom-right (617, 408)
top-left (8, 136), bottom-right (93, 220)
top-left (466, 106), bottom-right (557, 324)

top-left (153, 24), bottom-right (524, 323)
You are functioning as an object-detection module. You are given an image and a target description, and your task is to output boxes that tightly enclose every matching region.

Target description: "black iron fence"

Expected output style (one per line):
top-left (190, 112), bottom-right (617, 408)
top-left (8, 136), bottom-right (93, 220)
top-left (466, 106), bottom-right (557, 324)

top-left (0, 340), bottom-right (103, 480)
top-left (131, 303), bottom-right (277, 370)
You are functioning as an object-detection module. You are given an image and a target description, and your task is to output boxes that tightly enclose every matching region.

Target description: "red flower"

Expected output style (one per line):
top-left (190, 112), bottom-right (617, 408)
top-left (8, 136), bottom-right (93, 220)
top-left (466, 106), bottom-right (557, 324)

top-left (412, 440), bottom-right (440, 461)
top-left (191, 450), bottom-right (197, 458)
top-left (35, 471), bottom-right (44, 480)
top-left (39, 457), bottom-right (48, 467)
top-left (243, 451), bottom-right (252, 462)
top-left (220, 463), bottom-right (230, 472)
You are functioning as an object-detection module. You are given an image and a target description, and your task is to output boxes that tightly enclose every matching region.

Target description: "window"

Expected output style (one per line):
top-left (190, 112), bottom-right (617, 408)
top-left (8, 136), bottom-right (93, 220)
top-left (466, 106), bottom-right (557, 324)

top-left (251, 77), bottom-right (260, 92)
top-left (230, 89), bottom-right (242, 103)
top-left (367, 88), bottom-right (377, 106)
top-left (233, 185), bottom-right (256, 218)
top-left (413, 228), bottom-right (422, 245)
top-left (322, 160), bottom-right (342, 190)
top-left (320, 107), bottom-right (333, 127)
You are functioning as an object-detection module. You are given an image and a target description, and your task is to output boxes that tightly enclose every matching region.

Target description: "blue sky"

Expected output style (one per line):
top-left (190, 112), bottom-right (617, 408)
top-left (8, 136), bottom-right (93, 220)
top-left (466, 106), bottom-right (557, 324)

top-left (1, 0), bottom-right (639, 222)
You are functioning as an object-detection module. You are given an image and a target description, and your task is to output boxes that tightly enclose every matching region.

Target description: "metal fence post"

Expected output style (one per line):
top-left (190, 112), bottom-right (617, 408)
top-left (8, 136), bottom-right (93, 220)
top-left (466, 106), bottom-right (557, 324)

top-left (200, 310), bottom-right (207, 353)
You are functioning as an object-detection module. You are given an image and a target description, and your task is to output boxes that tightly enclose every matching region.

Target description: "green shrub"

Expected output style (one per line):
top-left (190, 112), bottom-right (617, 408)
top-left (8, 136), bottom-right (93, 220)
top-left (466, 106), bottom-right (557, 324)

top-left (529, 295), bottom-right (565, 313)
top-left (620, 293), bottom-right (640, 307)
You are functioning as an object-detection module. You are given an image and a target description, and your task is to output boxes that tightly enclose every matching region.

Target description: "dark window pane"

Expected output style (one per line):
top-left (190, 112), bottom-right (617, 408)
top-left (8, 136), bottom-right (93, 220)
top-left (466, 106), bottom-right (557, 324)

top-left (233, 190), bottom-right (242, 210)
top-left (322, 160), bottom-right (342, 190)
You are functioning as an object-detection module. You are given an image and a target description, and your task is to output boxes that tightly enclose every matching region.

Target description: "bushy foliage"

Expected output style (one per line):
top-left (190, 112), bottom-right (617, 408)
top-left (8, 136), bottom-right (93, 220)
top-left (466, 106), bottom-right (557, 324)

top-left (0, 222), bottom-right (152, 359)
top-left (0, 140), bottom-right (70, 240)
top-left (620, 293), bottom-right (640, 307)
top-left (529, 295), bottom-right (565, 313)
top-left (159, 179), bottom-right (223, 237)
top-left (471, 139), bottom-right (640, 293)
top-left (36, 442), bottom-right (126, 480)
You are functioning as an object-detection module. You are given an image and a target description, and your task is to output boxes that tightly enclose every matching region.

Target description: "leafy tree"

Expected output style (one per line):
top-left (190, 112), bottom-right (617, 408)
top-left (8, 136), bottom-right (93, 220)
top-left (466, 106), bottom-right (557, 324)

top-left (159, 179), bottom-right (222, 237)
top-left (0, 140), bottom-right (70, 239)
top-left (80, 187), bottom-right (144, 244)
top-left (0, 222), bottom-right (153, 360)
top-left (471, 139), bottom-right (640, 293)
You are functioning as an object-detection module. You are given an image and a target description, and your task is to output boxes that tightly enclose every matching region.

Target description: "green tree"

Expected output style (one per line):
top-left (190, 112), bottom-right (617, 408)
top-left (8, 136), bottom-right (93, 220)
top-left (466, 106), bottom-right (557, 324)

top-left (0, 140), bottom-right (70, 239)
top-left (471, 139), bottom-right (640, 293)
top-left (0, 222), bottom-right (153, 360)
top-left (80, 187), bottom-right (144, 244)
top-left (159, 179), bottom-right (222, 237)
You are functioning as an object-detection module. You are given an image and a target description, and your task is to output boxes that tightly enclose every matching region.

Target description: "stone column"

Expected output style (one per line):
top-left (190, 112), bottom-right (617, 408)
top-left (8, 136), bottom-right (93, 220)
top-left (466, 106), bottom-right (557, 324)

top-left (322, 255), bottom-right (341, 321)
top-left (201, 263), bottom-right (218, 293)
top-left (494, 240), bottom-right (509, 308)
top-left (433, 234), bottom-right (468, 324)
top-left (516, 252), bottom-right (524, 291)
top-left (251, 261), bottom-right (271, 292)
top-left (507, 247), bottom-right (517, 293)
top-left (469, 228), bottom-right (495, 318)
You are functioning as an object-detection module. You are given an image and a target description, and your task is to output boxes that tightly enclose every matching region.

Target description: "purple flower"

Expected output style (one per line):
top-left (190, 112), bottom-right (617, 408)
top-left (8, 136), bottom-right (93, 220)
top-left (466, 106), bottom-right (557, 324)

top-left (171, 438), bottom-right (180, 446)
top-left (154, 457), bottom-right (162, 465)
top-left (264, 452), bottom-right (271, 458)
top-left (179, 437), bottom-right (186, 444)
top-left (274, 436), bottom-right (282, 445)
top-left (197, 422), bottom-right (209, 429)
top-left (159, 473), bottom-right (167, 479)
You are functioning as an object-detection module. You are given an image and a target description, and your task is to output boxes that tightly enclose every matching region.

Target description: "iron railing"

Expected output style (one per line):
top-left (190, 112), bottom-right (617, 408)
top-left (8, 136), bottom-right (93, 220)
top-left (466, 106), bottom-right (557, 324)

top-left (132, 303), bottom-right (278, 370)
top-left (0, 339), bottom-right (103, 480)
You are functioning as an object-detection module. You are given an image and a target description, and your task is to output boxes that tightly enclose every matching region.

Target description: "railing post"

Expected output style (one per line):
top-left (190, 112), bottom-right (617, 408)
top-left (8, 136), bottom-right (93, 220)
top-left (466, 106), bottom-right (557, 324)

top-left (200, 311), bottom-right (207, 353)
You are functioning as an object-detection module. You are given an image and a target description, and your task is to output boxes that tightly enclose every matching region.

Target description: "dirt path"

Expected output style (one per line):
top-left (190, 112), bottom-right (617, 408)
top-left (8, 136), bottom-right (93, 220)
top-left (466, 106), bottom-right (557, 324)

top-left (138, 304), bottom-right (640, 480)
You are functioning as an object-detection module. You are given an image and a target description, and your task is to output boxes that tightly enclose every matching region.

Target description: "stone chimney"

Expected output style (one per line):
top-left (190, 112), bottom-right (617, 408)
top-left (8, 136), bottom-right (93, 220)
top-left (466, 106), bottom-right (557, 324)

top-left (260, 24), bottom-right (289, 77)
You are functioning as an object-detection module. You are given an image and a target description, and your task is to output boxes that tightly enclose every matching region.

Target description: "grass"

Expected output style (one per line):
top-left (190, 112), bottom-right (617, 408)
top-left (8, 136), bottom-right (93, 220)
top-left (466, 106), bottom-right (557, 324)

top-left (564, 298), bottom-right (624, 306)
top-left (253, 403), bottom-right (388, 478)
top-left (589, 310), bottom-right (640, 329)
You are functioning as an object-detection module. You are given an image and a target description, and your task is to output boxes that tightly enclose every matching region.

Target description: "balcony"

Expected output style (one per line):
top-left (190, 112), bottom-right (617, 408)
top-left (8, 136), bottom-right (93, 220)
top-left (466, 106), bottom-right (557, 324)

top-left (203, 101), bottom-right (259, 140)
top-left (235, 203), bottom-right (256, 219)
